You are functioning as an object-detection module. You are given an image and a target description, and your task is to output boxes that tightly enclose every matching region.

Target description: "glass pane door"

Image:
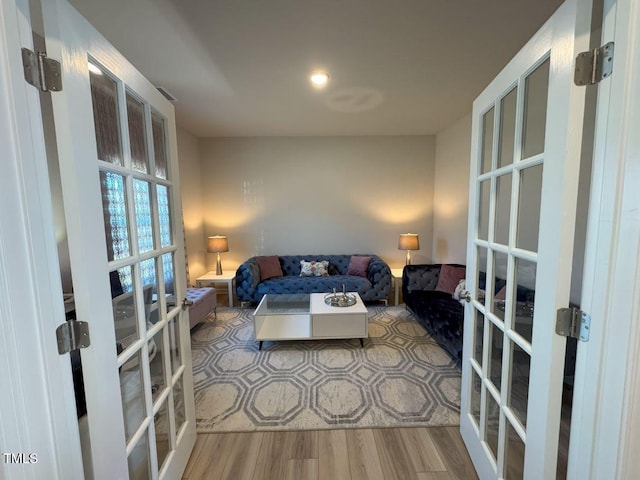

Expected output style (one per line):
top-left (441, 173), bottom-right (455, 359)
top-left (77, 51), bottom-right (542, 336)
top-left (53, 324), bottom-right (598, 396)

top-left (459, 2), bottom-right (591, 470)
top-left (468, 55), bottom-right (550, 479)
top-left (42, 0), bottom-right (196, 475)
top-left (90, 63), bottom-right (189, 478)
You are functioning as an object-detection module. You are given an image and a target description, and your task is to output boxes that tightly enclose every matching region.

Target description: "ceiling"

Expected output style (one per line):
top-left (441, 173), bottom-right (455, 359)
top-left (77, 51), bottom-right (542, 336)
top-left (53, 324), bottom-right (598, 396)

top-left (68, 0), bottom-right (563, 137)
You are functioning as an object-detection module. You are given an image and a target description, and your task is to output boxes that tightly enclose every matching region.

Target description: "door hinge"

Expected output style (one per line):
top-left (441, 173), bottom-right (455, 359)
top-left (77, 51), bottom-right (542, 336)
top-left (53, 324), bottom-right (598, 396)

top-left (556, 307), bottom-right (591, 342)
top-left (56, 320), bottom-right (90, 354)
top-left (574, 42), bottom-right (614, 86)
top-left (21, 48), bottom-right (62, 92)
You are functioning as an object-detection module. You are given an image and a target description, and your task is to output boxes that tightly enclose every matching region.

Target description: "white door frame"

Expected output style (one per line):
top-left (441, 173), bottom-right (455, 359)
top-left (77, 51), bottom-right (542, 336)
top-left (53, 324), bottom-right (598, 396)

top-left (568, 0), bottom-right (640, 477)
top-left (2, 0), bottom-right (640, 478)
top-left (0, 0), bottom-right (83, 478)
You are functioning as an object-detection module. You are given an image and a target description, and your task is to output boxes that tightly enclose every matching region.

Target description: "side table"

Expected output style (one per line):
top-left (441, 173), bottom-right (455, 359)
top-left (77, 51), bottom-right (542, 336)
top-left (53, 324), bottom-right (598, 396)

top-left (390, 268), bottom-right (405, 306)
top-left (196, 271), bottom-right (236, 307)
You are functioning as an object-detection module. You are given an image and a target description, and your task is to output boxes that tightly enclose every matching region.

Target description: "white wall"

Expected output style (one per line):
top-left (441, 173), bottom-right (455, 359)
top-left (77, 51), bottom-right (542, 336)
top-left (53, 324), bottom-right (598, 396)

top-left (432, 113), bottom-right (472, 264)
top-left (198, 136), bottom-right (436, 271)
top-left (177, 127), bottom-right (206, 283)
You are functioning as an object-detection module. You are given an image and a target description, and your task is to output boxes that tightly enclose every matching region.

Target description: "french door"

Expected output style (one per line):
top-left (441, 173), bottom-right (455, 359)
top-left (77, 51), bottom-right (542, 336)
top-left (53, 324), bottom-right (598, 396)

top-left (460, 0), bottom-right (593, 478)
top-left (41, 0), bottom-right (195, 478)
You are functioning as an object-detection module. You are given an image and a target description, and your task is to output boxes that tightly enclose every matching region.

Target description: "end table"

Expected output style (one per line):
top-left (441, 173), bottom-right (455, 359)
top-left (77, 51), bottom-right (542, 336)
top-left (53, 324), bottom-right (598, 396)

top-left (196, 271), bottom-right (236, 307)
top-left (390, 268), bottom-right (404, 306)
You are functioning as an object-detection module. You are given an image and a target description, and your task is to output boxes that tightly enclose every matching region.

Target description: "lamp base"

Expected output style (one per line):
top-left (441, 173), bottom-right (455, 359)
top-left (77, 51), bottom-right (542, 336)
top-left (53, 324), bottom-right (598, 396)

top-left (216, 253), bottom-right (223, 275)
top-left (406, 250), bottom-right (412, 266)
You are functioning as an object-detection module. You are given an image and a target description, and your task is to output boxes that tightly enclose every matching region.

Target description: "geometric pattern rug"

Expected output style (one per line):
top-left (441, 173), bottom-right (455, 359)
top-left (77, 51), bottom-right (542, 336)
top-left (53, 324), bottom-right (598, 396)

top-left (190, 306), bottom-right (461, 433)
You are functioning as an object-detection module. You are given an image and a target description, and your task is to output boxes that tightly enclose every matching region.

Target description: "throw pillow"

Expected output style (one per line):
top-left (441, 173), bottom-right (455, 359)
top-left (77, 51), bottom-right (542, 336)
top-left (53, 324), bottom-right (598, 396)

top-left (256, 256), bottom-right (283, 281)
top-left (347, 255), bottom-right (371, 278)
top-left (453, 278), bottom-right (466, 303)
top-left (435, 264), bottom-right (467, 295)
top-left (300, 260), bottom-right (329, 277)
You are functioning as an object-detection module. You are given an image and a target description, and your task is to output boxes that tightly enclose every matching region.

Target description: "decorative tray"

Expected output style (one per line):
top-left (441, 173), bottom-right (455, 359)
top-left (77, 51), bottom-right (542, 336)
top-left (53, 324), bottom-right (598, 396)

top-left (324, 292), bottom-right (357, 307)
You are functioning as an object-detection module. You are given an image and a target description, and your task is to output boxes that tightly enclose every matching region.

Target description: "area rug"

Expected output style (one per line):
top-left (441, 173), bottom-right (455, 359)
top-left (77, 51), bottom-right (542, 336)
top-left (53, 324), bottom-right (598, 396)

top-left (190, 306), bottom-right (461, 433)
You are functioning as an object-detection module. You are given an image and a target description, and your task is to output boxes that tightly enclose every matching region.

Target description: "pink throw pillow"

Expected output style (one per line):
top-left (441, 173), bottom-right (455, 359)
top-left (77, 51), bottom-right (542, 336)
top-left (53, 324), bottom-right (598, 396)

top-left (494, 285), bottom-right (507, 301)
top-left (435, 265), bottom-right (466, 295)
top-left (347, 256), bottom-right (372, 278)
top-left (256, 256), bottom-right (283, 281)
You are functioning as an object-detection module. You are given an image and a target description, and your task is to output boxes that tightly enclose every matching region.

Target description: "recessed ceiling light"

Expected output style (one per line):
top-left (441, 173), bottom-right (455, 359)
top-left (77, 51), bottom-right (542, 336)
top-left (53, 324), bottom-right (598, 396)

top-left (310, 71), bottom-right (329, 89)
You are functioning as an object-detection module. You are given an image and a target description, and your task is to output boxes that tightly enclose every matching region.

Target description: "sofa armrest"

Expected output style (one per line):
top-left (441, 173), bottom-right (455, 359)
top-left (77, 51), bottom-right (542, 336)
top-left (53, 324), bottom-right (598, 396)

top-left (402, 264), bottom-right (442, 297)
top-left (365, 256), bottom-right (391, 300)
top-left (235, 258), bottom-right (261, 303)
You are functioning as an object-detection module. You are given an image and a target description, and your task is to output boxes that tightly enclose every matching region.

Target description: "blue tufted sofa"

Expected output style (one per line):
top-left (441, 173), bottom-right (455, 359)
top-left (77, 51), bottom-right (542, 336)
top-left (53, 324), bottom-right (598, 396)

top-left (235, 254), bottom-right (391, 304)
top-left (403, 264), bottom-right (533, 364)
top-left (403, 264), bottom-right (562, 368)
top-left (403, 264), bottom-right (466, 364)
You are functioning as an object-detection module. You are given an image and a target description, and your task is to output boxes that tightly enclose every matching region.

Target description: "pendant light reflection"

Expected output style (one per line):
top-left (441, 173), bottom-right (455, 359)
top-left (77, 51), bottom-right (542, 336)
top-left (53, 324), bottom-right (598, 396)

top-left (88, 62), bottom-right (103, 75)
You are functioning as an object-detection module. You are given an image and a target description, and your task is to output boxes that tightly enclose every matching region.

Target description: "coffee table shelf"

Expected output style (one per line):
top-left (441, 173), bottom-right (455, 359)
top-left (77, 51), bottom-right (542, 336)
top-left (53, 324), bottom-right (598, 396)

top-left (253, 292), bottom-right (368, 349)
top-left (253, 294), bottom-right (311, 344)
top-left (254, 314), bottom-right (311, 340)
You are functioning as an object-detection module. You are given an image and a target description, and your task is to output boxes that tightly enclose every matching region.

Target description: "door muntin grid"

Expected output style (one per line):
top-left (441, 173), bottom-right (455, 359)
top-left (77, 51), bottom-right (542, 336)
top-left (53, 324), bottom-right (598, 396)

top-left (89, 58), bottom-right (185, 478)
top-left (468, 55), bottom-right (550, 477)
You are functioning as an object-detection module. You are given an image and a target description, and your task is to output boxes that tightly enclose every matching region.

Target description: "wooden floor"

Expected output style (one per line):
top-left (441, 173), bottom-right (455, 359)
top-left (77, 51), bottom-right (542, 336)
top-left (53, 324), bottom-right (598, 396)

top-left (182, 426), bottom-right (477, 480)
top-left (187, 293), bottom-right (476, 479)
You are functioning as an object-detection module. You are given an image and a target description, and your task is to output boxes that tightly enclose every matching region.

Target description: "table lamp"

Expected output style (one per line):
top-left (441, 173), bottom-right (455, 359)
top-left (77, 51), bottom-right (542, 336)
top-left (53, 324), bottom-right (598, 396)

top-left (398, 233), bottom-right (420, 265)
top-left (207, 235), bottom-right (229, 275)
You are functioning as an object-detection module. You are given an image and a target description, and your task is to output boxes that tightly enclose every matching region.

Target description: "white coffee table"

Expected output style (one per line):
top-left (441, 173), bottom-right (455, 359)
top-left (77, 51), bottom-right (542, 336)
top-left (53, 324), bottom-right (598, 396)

top-left (253, 292), bottom-right (368, 349)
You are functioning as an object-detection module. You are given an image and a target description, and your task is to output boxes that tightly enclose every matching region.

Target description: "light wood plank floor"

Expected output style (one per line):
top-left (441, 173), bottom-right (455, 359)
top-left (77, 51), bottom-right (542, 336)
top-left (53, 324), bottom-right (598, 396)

top-left (183, 426), bottom-right (477, 480)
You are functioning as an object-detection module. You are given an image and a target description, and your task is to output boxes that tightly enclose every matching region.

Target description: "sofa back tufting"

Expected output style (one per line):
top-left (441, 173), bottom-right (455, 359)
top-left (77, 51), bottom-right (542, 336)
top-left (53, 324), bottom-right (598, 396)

top-left (278, 255), bottom-right (357, 276)
top-left (236, 254), bottom-right (391, 304)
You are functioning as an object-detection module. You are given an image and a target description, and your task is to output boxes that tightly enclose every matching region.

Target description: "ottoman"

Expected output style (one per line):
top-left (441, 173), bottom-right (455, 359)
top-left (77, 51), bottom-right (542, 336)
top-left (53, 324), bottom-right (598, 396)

top-left (187, 287), bottom-right (217, 329)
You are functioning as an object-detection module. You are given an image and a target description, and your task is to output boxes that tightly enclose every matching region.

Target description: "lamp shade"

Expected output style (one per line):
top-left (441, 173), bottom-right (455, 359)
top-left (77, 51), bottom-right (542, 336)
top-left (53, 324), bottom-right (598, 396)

top-left (398, 233), bottom-right (420, 251)
top-left (207, 235), bottom-right (229, 253)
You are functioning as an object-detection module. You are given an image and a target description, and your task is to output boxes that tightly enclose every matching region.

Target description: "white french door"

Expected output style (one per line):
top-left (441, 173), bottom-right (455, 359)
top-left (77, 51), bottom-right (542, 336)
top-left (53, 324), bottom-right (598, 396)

top-left (460, 0), bottom-right (593, 478)
top-left (41, 0), bottom-right (195, 478)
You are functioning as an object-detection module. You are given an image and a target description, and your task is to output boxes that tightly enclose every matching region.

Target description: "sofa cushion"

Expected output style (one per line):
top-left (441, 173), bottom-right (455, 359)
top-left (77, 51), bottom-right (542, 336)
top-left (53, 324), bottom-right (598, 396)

top-left (256, 255), bottom-right (283, 281)
top-left (435, 264), bottom-right (466, 295)
top-left (300, 260), bottom-right (329, 277)
top-left (347, 255), bottom-right (371, 278)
